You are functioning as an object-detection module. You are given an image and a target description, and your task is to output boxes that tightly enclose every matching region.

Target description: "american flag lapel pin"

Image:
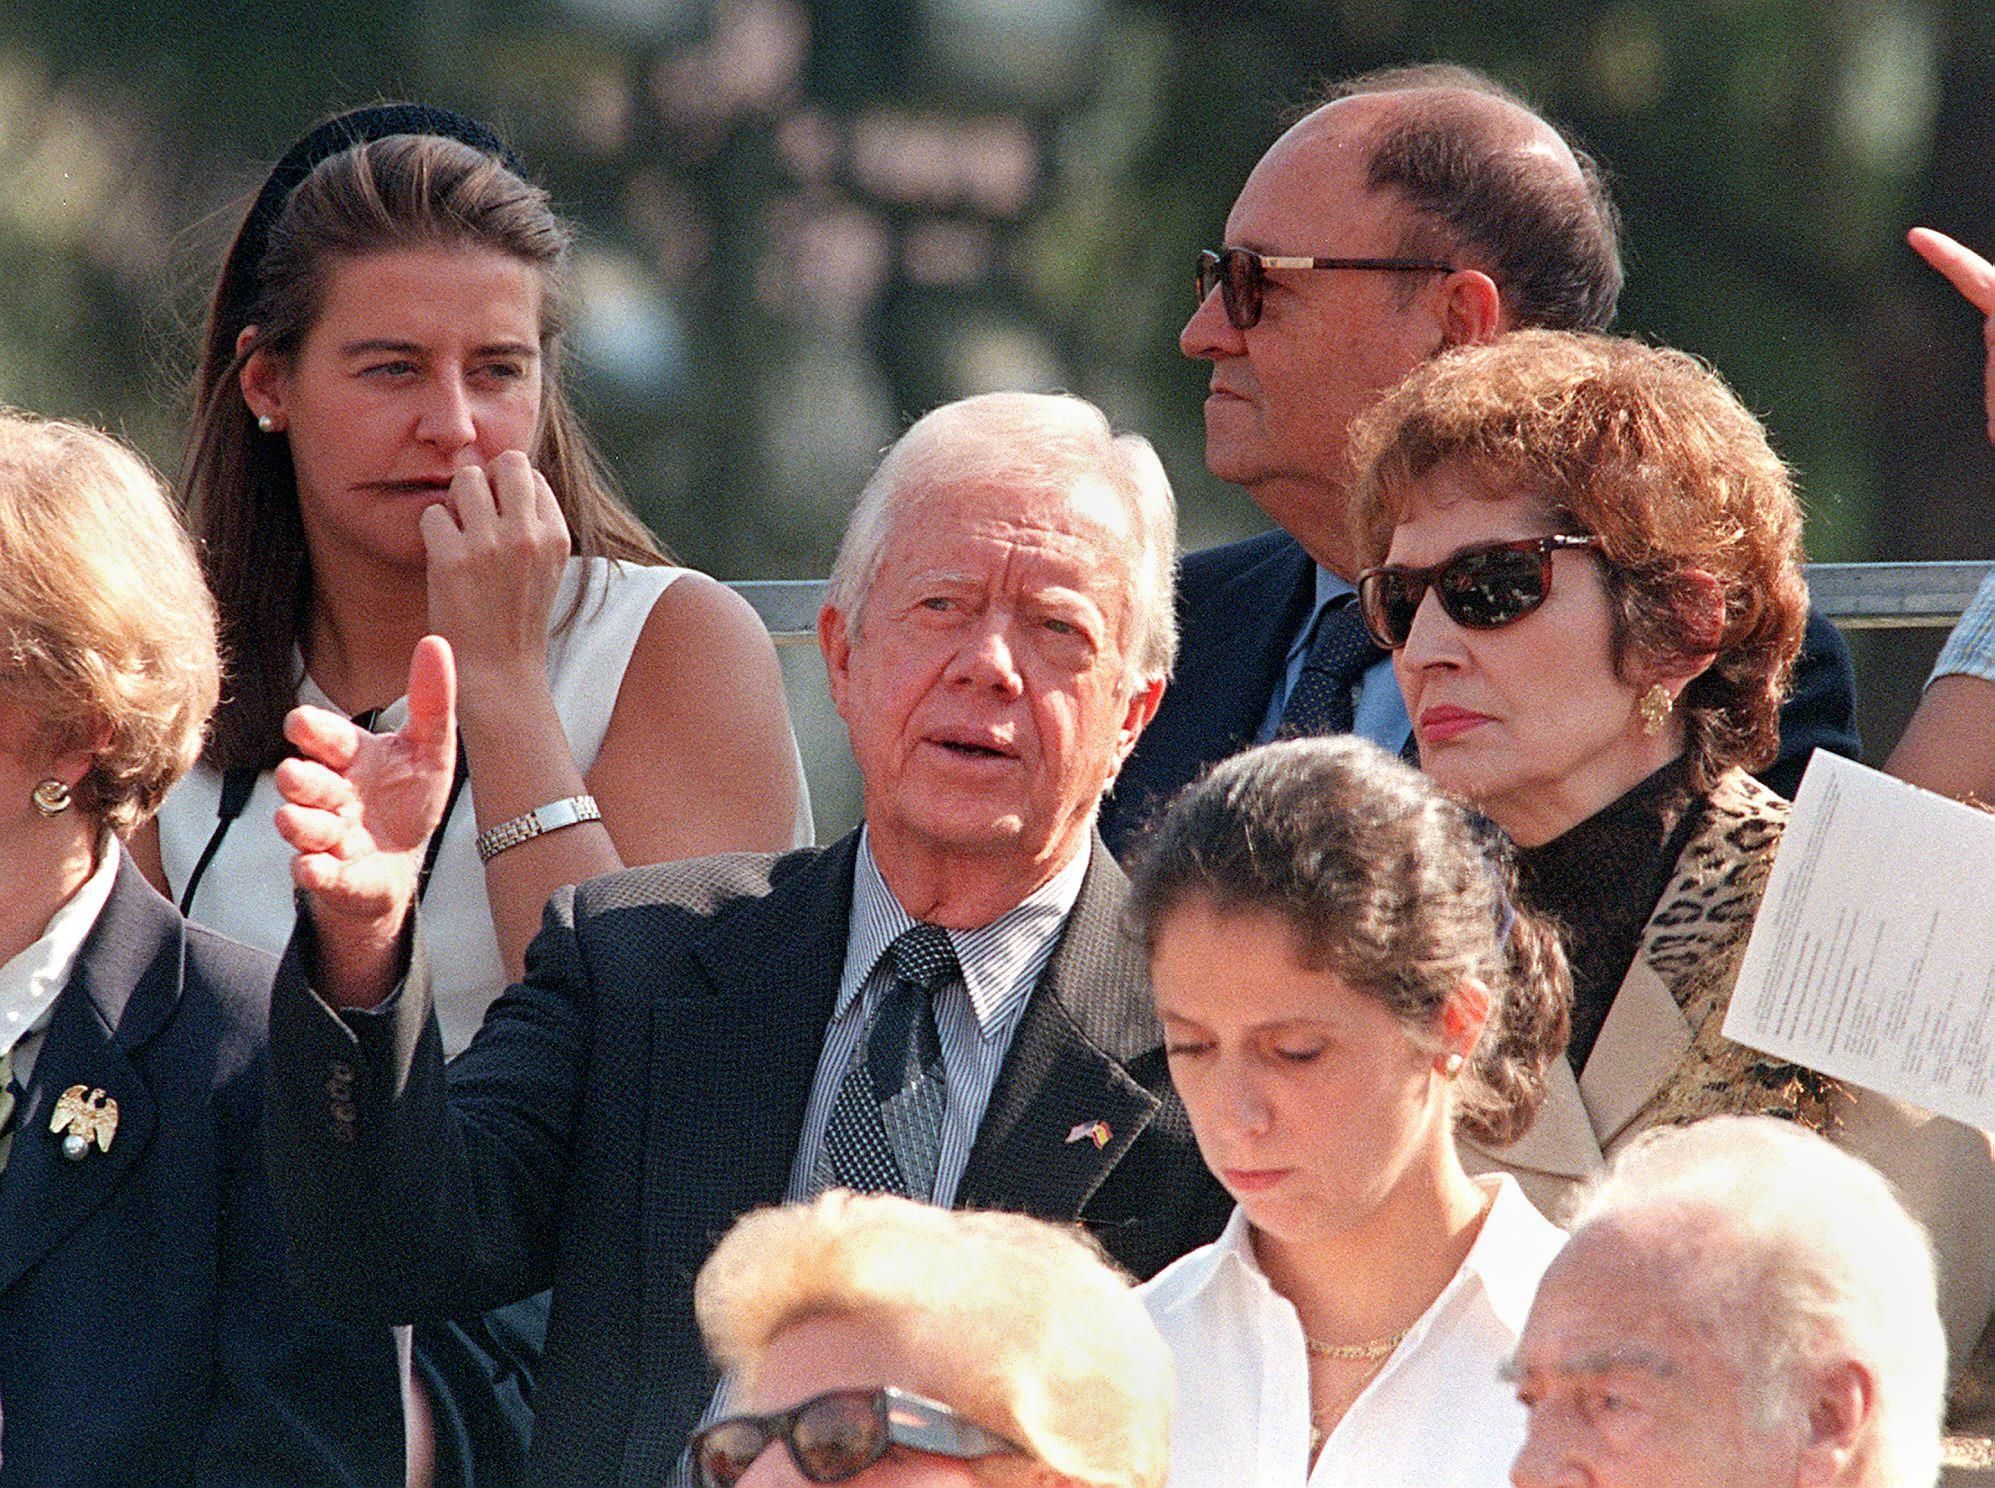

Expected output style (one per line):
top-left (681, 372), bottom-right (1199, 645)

top-left (1065, 1119), bottom-right (1112, 1149)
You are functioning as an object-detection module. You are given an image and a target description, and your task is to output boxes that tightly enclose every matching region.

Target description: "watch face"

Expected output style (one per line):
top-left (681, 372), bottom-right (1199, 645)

top-left (475, 796), bottom-right (599, 863)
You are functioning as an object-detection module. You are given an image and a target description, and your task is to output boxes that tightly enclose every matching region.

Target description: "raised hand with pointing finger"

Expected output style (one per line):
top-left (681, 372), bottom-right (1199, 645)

top-left (273, 635), bottom-right (459, 1008)
top-left (1908, 225), bottom-right (1995, 445)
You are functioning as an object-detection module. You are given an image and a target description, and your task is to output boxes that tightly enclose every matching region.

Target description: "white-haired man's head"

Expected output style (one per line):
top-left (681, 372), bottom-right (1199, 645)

top-left (825, 391), bottom-right (1178, 687)
top-left (1507, 1116), bottom-right (1944, 1488)
top-left (818, 391), bottom-right (1179, 892)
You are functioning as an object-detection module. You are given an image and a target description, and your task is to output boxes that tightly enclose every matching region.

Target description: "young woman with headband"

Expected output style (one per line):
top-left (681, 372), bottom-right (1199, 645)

top-left (145, 103), bottom-right (808, 1026)
top-left (141, 101), bottom-right (812, 1487)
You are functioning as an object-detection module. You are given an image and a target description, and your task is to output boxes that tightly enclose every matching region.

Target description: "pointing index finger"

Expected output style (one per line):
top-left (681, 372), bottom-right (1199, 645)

top-left (1909, 227), bottom-right (1995, 317)
top-left (283, 704), bottom-right (364, 770)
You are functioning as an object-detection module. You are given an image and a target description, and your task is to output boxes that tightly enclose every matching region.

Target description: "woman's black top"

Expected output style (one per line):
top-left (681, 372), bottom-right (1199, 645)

top-left (1516, 756), bottom-right (1706, 1074)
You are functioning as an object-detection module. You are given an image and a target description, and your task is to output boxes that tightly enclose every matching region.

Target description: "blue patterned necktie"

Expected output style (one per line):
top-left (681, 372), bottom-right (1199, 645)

top-left (811, 924), bottom-right (959, 1201)
top-left (1278, 594), bottom-right (1383, 738)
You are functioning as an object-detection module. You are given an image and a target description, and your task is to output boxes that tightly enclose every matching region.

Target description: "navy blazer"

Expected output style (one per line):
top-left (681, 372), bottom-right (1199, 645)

top-left (266, 832), bottom-right (1231, 1488)
top-left (0, 855), bottom-right (399, 1487)
top-left (1101, 528), bottom-right (1862, 855)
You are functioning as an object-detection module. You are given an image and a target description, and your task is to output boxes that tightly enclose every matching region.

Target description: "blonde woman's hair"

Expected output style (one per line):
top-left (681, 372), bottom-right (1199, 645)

top-left (0, 409), bottom-right (219, 834)
top-left (697, 1192), bottom-right (1175, 1488)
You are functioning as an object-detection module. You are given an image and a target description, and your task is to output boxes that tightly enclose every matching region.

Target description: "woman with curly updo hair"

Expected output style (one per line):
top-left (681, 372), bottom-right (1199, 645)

top-left (1130, 735), bottom-right (1571, 1487)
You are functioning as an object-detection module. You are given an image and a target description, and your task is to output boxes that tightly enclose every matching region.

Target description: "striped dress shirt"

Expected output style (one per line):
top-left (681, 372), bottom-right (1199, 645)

top-left (1932, 570), bottom-right (1995, 685)
top-left (783, 827), bottom-right (1091, 1207)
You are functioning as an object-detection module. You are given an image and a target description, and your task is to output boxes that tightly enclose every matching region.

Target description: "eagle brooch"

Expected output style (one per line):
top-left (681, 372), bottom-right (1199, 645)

top-left (50, 1085), bottom-right (119, 1160)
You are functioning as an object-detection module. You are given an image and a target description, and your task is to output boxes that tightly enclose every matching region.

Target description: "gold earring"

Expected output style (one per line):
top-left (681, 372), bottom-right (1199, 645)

top-left (256, 413), bottom-right (277, 434)
top-left (31, 779), bottom-right (72, 817)
top-left (1441, 1052), bottom-right (1465, 1079)
top-left (1637, 684), bottom-right (1673, 737)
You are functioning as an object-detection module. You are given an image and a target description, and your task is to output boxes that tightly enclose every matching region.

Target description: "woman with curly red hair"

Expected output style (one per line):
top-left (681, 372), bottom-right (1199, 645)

top-left (1347, 328), bottom-right (1994, 1378)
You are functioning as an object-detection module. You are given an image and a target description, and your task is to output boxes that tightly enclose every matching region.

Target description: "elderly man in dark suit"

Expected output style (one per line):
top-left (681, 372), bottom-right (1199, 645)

top-left (1100, 63), bottom-right (1858, 855)
top-left (263, 390), bottom-right (1230, 1488)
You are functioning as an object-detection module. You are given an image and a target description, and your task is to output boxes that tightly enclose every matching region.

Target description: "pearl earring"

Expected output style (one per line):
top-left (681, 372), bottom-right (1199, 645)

top-left (256, 413), bottom-right (277, 434)
top-left (1441, 1052), bottom-right (1465, 1079)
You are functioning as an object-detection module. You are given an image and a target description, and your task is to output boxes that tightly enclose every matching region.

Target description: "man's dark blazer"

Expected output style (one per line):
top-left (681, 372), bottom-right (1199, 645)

top-left (1099, 528), bottom-right (1862, 855)
top-left (266, 831), bottom-right (1232, 1488)
top-left (0, 854), bottom-right (399, 1487)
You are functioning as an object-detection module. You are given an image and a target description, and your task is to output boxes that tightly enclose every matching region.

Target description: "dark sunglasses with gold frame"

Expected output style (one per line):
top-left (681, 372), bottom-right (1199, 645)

top-left (1357, 534), bottom-right (1607, 651)
top-left (1194, 246), bottom-right (1457, 331)
top-left (691, 1386), bottom-right (1023, 1486)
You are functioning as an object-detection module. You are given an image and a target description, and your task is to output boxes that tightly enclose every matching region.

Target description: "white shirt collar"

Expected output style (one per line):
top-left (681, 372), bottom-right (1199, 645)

top-left (1139, 1173), bottom-right (1566, 1488)
top-left (0, 835), bottom-right (121, 1061)
top-left (839, 828), bottom-right (1091, 1035)
top-left (1460, 1174), bottom-right (1566, 1332)
top-left (1148, 1173), bottom-right (1559, 1340)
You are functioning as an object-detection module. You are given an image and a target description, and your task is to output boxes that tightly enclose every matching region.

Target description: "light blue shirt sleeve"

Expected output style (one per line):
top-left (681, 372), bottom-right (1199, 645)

top-left (1255, 565), bottom-right (1413, 755)
top-left (1931, 571), bottom-right (1995, 685)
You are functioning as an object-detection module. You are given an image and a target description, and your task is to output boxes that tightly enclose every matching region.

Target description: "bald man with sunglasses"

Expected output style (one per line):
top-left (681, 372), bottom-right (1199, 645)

top-left (1099, 62), bottom-right (1858, 856)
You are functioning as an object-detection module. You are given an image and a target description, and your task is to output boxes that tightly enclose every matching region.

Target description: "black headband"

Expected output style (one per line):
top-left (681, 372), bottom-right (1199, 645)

top-left (218, 102), bottom-right (527, 338)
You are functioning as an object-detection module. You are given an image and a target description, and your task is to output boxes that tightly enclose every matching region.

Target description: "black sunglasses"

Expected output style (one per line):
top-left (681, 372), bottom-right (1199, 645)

top-left (1195, 246), bottom-right (1457, 330)
top-left (1356, 534), bottom-right (1606, 650)
top-left (691, 1386), bottom-right (1023, 1486)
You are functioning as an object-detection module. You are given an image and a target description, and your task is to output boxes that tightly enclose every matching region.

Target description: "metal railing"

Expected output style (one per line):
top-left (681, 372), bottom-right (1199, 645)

top-left (730, 560), bottom-right (1992, 642)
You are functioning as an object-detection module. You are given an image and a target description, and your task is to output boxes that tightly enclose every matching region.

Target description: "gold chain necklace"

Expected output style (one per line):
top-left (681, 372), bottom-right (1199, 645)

top-left (1304, 1325), bottom-right (1409, 1360)
top-left (1305, 1327), bottom-right (1410, 1457)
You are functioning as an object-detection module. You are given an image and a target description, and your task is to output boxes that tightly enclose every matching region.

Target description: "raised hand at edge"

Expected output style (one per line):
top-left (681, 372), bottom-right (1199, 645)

top-left (273, 635), bottom-right (458, 1008)
top-left (1908, 226), bottom-right (1995, 446)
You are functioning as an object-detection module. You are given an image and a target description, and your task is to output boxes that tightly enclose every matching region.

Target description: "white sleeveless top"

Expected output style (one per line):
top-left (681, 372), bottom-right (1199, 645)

top-left (161, 558), bottom-right (806, 1056)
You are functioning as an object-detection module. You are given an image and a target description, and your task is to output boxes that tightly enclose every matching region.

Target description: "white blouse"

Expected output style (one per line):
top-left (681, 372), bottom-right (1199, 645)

top-left (1139, 1174), bottom-right (1564, 1488)
top-left (0, 837), bottom-right (120, 1086)
top-left (160, 558), bottom-right (811, 1056)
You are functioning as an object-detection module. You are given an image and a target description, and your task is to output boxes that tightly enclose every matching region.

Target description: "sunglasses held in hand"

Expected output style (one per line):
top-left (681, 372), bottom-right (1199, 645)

top-left (1194, 246), bottom-right (1457, 330)
top-left (1357, 534), bottom-right (1607, 650)
top-left (691, 1386), bottom-right (1024, 1485)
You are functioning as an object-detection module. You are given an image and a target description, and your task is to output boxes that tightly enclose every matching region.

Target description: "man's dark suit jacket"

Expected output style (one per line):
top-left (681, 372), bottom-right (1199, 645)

top-left (1100, 528), bottom-right (1862, 855)
top-left (266, 831), bottom-right (1232, 1488)
top-left (0, 854), bottom-right (398, 1487)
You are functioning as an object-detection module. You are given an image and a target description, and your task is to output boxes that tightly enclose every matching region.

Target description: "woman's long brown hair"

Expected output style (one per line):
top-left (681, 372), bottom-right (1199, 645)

top-left (181, 130), bottom-right (667, 771)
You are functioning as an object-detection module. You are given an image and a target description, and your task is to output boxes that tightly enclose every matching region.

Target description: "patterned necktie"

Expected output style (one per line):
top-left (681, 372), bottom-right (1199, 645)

top-left (1278, 594), bottom-right (1383, 738)
top-left (0, 1047), bottom-right (17, 1175)
top-left (812, 924), bottom-right (959, 1201)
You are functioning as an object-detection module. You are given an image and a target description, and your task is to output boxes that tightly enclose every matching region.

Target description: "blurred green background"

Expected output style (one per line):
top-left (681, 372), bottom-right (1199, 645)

top-left (3, 0), bottom-right (1989, 831)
